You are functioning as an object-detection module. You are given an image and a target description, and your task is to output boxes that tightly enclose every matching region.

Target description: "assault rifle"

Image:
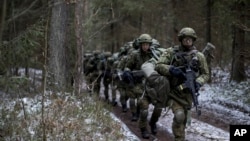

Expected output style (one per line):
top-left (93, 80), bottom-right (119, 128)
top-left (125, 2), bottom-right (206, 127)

top-left (183, 65), bottom-right (201, 116)
top-left (112, 69), bottom-right (144, 86)
top-left (176, 53), bottom-right (201, 117)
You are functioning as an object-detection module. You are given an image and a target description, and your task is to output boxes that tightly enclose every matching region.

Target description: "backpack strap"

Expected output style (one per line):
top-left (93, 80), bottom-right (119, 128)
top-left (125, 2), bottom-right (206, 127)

top-left (170, 45), bottom-right (180, 65)
top-left (171, 45), bottom-right (199, 66)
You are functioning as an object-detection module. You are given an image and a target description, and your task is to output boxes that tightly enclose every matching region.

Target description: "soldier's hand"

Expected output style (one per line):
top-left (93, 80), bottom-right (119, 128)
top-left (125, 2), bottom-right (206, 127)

top-left (122, 71), bottom-right (134, 86)
top-left (195, 81), bottom-right (201, 92)
top-left (169, 66), bottom-right (185, 79)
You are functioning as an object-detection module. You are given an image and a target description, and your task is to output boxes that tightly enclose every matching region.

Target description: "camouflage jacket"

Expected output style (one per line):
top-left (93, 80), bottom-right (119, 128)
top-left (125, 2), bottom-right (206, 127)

top-left (125, 50), bottom-right (154, 71)
top-left (155, 45), bottom-right (209, 86)
top-left (117, 55), bottom-right (128, 70)
top-left (155, 45), bottom-right (209, 107)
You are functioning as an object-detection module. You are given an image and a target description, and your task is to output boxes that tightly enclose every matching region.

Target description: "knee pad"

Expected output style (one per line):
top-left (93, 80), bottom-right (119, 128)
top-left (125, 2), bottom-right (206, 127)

top-left (174, 109), bottom-right (185, 124)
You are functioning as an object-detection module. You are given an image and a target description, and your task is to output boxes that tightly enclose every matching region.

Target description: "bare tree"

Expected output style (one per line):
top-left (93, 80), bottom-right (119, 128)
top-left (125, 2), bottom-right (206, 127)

top-left (74, 0), bottom-right (85, 95)
top-left (206, 0), bottom-right (212, 83)
top-left (230, 1), bottom-right (246, 82)
top-left (48, 0), bottom-right (71, 90)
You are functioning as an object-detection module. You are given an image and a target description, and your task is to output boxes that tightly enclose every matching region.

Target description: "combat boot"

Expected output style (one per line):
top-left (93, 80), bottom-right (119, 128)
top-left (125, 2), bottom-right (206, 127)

top-left (140, 127), bottom-right (150, 139)
top-left (131, 112), bottom-right (138, 121)
top-left (111, 98), bottom-right (117, 106)
top-left (122, 104), bottom-right (127, 113)
top-left (149, 122), bottom-right (157, 135)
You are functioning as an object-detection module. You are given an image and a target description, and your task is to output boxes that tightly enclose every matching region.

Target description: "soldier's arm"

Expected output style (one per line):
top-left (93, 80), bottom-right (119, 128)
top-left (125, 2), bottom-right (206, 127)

top-left (155, 48), bottom-right (173, 76)
top-left (124, 52), bottom-right (136, 71)
top-left (196, 52), bottom-right (209, 85)
top-left (117, 56), bottom-right (127, 70)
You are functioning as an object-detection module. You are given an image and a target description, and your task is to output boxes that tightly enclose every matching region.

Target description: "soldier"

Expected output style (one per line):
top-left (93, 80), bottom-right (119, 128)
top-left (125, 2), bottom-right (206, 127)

top-left (124, 34), bottom-right (163, 137)
top-left (131, 36), bottom-right (166, 139)
top-left (153, 27), bottom-right (209, 141)
top-left (83, 51), bottom-right (93, 86)
top-left (115, 42), bottom-right (136, 112)
top-left (98, 51), bottom-right (113, 101)
top-left (86, 50), bottom-right (102, 94)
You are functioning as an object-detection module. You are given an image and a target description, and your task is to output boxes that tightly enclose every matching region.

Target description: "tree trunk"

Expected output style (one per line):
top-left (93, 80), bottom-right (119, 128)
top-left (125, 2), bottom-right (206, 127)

top-left (74, 0), bottom-right (85, 95)
top-left (0, 0), bottom-right (7, 44)
top-left (206, 0), bottom-right (212, 83)
top-left (48, 0), bottom-right (70, 90)
top-left (110, 1), bottom-right (115, 53)
top-left (206, 0), bottom-right (211, 43)
top-left (230, 1), bottom-right (246, 82)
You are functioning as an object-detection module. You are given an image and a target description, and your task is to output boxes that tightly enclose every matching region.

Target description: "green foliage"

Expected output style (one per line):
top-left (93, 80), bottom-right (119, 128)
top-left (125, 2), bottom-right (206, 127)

top-left (0, 20), bottom-right (45, 75)
top-left (0, 76), bottom-right (32, 97)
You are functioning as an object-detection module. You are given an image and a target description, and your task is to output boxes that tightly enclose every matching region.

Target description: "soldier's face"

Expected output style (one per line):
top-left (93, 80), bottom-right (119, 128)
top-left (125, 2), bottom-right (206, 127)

top-left (182, 37), bottom-right (193, 48)
top-left (141, 43), bottom-right (150, 52)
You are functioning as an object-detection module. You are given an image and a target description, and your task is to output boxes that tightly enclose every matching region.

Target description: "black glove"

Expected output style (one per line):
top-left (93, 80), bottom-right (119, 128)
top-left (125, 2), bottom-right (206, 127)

top-left (195, 81), bottom-right (201, 92)
top-left (122, 71), bottom-right (134, 86)
top-left (169, 66), bottom-right (185, 79)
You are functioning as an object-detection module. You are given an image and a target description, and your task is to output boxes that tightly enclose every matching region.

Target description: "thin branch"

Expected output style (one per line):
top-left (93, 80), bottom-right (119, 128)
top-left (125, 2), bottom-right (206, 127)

top-left (6, 0), bottom-right (40, 24)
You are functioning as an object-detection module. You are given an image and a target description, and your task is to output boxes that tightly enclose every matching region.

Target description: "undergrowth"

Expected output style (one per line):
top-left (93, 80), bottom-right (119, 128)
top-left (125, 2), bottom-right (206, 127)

top-left (0, 82), bottom-right (126, 141)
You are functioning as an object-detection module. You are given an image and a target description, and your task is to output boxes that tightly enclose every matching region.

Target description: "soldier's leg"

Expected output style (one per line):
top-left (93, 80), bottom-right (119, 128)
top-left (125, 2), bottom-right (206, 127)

top-left (103, 78), bottom-right (109, 101)
top-left (126, 88), bottom-right (136, 121)
top-left (171, 100), bottom-right (187, 141)
top-left (111, 86), bottom-right (117, 106)
top-left (130, 85), bottom-right (143, 121)
top-left (119, 87), bottom-right (128, 112)
top-left (85, 74), bottom-right (92, 92)
top-left (149, 107), bottom-right (162, 135)
top-left (94, 76), bottom-right (101, 95)
top-left (129, 98), bottom-right (138, 121)
top-left (138, 97), bottom-right (150, 139)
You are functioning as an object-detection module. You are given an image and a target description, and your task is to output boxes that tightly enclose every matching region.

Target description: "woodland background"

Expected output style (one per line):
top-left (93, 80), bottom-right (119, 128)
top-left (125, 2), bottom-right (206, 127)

top-left (0, 0), bottom-right (249, 94)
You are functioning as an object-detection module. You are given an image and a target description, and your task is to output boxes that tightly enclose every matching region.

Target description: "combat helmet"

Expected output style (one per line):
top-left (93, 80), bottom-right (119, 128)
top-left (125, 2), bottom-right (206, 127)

top-left (93, 50), bottom-right (101, 56)
top-left (177, 27), bottom-right (197, 41)
top-left (103, 51), bottom-right (112, 58)
top-left (138, 34), bottom-right (153, 44)
top-left (132, 38), bottom-right (140, 49)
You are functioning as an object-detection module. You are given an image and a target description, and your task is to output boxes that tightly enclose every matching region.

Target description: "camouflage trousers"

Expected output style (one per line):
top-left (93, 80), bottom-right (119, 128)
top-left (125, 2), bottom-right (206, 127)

top-left (103, 76), bottom-right (112, 100)
top-left (170, 94), bottom-right (192, 141)
top-left (88, 72), bottom-right (102, 94)
top-left (138, 96), bottom-right (162, 129)
top-left (126, 84), bottom-right (144, 114)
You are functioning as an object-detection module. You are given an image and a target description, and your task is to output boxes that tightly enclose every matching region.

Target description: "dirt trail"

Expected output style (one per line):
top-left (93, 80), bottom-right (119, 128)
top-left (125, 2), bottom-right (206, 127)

top-left (112, 105), bottom-right (174, 141)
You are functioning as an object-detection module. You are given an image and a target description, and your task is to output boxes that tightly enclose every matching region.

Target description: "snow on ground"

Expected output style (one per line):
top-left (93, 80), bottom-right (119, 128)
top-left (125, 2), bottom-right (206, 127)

top-left (156, 108), bottom-right (229, 141)
top-left (1, 68), bottom-right (249, 141)
top-left (144, 67), bottom-right (250, 141)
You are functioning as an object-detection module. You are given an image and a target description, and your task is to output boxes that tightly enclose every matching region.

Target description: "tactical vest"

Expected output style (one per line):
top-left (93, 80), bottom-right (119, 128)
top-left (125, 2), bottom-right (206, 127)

top-left (170, 45), bottom-right (200, 87)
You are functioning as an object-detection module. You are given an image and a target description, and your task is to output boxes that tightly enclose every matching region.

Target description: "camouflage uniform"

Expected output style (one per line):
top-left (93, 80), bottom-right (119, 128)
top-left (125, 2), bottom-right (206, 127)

top-left (115, 42), bottom-right (137, 112)
top-left (136, 36), bottom-right (166, 138)
top-left (83, 51), bottom-right (93, 85)
top-left (155, 27), bottom-right (209, 141)
top-left (86, 50), bottom-right (102, 94)
top-left (98, 52), bottom-right (112, 101)
top-left (124, 34), bottom-right (164, 139)
top-left (116, 55), bottom-right (129, 111)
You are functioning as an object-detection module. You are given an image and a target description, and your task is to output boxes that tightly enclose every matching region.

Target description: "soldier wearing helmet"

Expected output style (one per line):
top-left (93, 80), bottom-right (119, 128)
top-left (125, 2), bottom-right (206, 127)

top-left (177, 27), bottom-right (197, 50)
top-left (98, 51), bottom-right (113, 101)
top-left (124, 34), bottom-right (164, 139)
top-left (85, 50), bottom-right (102, 94)
top-left (115, 42), bottom-right (137, 112)
top-left (148, 27), bottom-right (209, 140)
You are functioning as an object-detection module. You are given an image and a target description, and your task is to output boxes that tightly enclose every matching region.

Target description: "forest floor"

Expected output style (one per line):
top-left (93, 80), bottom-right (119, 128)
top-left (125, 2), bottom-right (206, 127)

top-left (99, 74), bottom-right (250, 141)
